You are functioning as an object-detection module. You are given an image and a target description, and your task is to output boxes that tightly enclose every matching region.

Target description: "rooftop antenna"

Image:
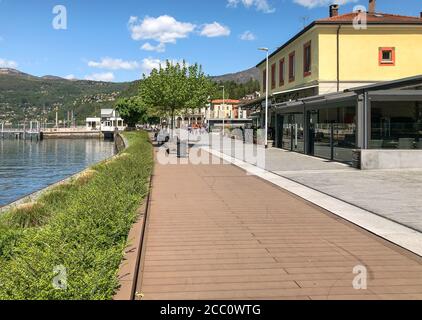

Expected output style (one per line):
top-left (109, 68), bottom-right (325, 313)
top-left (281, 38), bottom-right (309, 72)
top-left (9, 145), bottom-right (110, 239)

top-left (301, 16), bottom-right (310, 29)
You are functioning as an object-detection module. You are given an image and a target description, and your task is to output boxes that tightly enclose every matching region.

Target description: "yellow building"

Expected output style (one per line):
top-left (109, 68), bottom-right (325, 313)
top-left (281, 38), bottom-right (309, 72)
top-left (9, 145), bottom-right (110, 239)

top-left (242, 2), bottom-right (422, 166)
top-left (256, 3), bottom-right (422, 98)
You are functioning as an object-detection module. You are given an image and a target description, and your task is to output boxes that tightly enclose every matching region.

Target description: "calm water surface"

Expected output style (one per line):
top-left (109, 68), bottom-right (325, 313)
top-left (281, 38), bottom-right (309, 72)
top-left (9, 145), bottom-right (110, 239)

top-left (0, 139), bottom-right (116, 207)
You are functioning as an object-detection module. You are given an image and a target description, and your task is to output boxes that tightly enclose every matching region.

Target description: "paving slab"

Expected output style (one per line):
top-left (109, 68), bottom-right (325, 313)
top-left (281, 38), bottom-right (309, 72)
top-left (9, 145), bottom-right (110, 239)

top-left (278, 169), bottom-right (422, 232)
top-left (217, 145), bottom-right (422, 233)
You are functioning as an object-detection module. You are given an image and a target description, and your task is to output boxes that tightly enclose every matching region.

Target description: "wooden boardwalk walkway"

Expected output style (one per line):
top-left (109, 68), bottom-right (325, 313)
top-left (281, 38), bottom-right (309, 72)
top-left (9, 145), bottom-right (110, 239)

top-left (136, 149), bottom-right (422, 300)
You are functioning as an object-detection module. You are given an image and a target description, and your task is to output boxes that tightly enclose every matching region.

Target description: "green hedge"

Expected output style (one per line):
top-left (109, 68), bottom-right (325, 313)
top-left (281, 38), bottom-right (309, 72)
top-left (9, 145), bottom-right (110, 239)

top-left (0, 131), bottom-right (153, 300)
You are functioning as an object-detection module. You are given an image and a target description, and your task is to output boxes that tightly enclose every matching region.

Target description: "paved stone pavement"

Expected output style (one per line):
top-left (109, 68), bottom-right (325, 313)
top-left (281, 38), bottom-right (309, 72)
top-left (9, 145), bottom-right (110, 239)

top-left (278, 169), bottom-right (422, 233)
top-left (217, 145), bottom-right (422, 233)
top-left (137, 148), bottom-right (422, 300)
top-left (264, 148), bottom-right (353, 172)
top-left (259, 149), bottom-right (422, 233)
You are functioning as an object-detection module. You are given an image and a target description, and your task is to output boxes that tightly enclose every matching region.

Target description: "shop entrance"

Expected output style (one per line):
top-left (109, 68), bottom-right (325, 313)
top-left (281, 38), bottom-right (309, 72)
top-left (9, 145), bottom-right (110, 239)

top-left (307, 106), bottom-right (357, 163)
top-left (281, 113), bottom-right (305, 153)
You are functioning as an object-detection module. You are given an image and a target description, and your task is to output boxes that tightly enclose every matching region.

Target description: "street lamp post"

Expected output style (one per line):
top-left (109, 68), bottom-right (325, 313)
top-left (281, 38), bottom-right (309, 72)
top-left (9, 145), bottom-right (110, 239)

top-left (258, 47), bottom-right (269, 149)
top-left (220, 85), bottom-right (225, 136)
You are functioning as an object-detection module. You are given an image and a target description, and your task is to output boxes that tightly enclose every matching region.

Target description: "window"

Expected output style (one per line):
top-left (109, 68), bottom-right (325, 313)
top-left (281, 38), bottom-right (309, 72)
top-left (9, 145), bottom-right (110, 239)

top-left (271, 63), bottom-right (276, 89)
top-left (370, 101), bottom-right (422, 149)
top-left (262, 69), bottom-right (267, 91)
top-left (279, 58), bottom-right (285, 86)
top-left (309, 106), bottom-right (356, 163)
top-left (289, 51), bottom-right (295, 82)
top-left (379, 47), bottom-right (395, 66)
top-left (303, 41), bottom-right (312, 76)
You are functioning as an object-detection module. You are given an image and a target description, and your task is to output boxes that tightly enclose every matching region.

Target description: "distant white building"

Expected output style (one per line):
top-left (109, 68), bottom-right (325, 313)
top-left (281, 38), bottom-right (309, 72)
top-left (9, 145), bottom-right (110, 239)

top-left (242, 91), bottom-right (261, 101)
top-left (86, 109), bottom-right (126, 132)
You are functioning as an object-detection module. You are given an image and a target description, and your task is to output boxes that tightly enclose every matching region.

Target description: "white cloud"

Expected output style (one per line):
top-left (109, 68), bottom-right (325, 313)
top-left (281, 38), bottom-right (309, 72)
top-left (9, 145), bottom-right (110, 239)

top-left (84, 72), bottom-right (115, 82)
top-left (128, 16), bottom-right (138, 25)
top-left (0, 58), bottom-right (18, 69)
top-left (227, 0), bottom-right (275, 13)
top-left (85, 57), bottom-right (188, 77)
top-left (64, 74), bottom-right (77, 80)
top-left (200, 22), bottom-right (231, 38)
top-left (141, 42), bottom-right (166, 53)
top-left (240, 31), bottom-right (256, 41)
top-left (140, 58), bottom-right (162, 75)
top-left (140, 58), bottom-right (189, 75)
top-left (128, 15), bottom-right (196, 53)
top-left (293, 0), bottom-right (357, 9)
top-left (88, 57), bottom-right (140, 70)
top-left (128, 15), bottom-right (233, 52)
top-left (128, 15), bottom-right (196, 44)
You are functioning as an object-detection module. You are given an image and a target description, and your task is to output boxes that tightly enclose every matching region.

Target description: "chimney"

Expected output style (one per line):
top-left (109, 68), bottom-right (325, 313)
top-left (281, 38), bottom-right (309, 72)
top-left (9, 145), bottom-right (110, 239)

top-left (368, 0), bottom-right (376, 14)
top-left (329, 4), bottom-right (339, 17)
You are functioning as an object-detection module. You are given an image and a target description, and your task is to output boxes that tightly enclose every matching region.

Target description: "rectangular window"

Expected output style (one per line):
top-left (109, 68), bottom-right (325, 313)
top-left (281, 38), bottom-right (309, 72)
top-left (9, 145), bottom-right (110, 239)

top-left (309, 106), bottom-right (356, 163)
top-left (262, 69), bottom-right (267, 91)
top-left (379, 47), bottom-right (395, 66)
top-left (303, 41), bottom-right (312, 76)
top-left (271, 63), bottom-right (276, 89)
top-left (289, 52), bottom-right (295, 82)
top-left (279, 58), bottom-right (285, 86)
top-left (370, 101), bottom-right (422, 149)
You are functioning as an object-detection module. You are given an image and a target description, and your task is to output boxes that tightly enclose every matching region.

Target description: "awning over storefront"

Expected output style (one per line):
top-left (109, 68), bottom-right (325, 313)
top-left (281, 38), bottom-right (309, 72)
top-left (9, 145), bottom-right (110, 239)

top-left (272, 84), bottom-right (319, 97)
top-left (240, 82), bottom-right (319, 112)
top-left (368, 90), bottom-right (422, 101)
top-left (239, 97), bottom-right (265, 111)
top-left (274, 91), bottom-right (357, 113)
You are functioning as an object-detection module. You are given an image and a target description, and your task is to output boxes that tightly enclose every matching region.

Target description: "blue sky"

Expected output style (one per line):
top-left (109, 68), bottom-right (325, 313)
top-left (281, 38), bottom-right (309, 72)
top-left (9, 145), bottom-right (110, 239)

top-left (0, 0), bottom-right (420, 82)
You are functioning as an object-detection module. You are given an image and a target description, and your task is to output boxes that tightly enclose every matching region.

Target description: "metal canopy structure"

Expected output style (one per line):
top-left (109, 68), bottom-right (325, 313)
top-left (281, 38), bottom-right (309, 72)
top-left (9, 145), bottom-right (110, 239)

top-left (270, 75), bottom-right (422, 163)
top-left (346, 74), bottom-right (422, 92)
top-left (274, 75), bottom-right (422, 111)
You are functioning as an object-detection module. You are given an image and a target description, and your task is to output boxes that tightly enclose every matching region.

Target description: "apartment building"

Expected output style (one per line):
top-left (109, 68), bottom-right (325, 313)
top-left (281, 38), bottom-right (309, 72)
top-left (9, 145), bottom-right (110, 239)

top-left (242, 1), bottom-right (422, 165)
top-left (257, 2), bottom-right (422, 98)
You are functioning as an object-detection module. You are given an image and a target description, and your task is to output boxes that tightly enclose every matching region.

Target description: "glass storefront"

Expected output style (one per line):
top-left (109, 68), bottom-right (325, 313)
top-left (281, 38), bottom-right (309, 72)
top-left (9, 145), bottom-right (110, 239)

top-left (308, 106), bottom-right (356, 163)
top-left (282, 113), bottom-right (305, 153)
top-left (272, 80), bottom-right (422, 166)
top-left (370, 101), bottom-right (422, 149)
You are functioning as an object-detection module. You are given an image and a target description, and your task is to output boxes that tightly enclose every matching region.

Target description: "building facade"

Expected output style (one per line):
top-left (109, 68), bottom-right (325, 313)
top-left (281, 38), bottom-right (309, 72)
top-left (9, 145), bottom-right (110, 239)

top-left (209, 99), bottom-right (241, 119)
top-left (257, 4), bottom-right (422, 98)
top-left (86, 109), bottom-right (126, 132)
top-left (274, 75), bottom-right (422, 168)
top-left (243, 2), bottom-right (422, 165)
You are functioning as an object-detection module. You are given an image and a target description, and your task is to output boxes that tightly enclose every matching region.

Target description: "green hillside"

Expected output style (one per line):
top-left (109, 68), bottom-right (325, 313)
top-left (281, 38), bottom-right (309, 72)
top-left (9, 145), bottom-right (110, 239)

top-left (0, 67), bottom-right (259, 124)
top-left (0, 69), bottom-right (130, 124)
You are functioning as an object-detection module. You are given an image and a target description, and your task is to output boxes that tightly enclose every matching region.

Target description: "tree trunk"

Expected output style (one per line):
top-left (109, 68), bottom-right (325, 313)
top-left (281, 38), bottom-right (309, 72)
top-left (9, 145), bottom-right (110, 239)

top-left (171, 108), bottom-right (175, 138)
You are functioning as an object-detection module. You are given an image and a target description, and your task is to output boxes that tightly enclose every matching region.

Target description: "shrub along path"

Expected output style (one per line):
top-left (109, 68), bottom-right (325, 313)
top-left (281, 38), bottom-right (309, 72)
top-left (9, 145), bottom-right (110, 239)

top-left (0, 132), bottom-right (153, 300)
top-left (137, 148), bottom-right (422, 300)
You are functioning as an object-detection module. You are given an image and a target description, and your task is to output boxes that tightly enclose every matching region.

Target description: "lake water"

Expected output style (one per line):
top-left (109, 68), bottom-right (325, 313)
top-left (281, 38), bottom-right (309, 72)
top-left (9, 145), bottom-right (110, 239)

top-left (0, 138), bottom-right (116, 207)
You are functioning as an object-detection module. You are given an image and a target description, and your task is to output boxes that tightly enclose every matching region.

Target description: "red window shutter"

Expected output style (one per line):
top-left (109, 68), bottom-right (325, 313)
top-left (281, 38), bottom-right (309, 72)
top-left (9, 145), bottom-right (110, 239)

top-left (289, 52), bottom-right (295, 82)
top-left (279, 58), bottom-right (285, 86)
top-left (271, 63), bottom-right (276, 89)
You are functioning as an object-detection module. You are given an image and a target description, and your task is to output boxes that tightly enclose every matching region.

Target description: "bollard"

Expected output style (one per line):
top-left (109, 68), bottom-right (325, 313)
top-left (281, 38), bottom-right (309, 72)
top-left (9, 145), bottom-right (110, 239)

top-left (177, 138), bottom-right (188, 158)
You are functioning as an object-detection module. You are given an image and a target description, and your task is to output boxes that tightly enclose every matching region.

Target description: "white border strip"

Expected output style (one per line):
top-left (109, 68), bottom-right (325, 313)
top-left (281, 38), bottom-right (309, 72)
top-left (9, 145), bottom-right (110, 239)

top-left (204, 147), bottom-right (422, 257)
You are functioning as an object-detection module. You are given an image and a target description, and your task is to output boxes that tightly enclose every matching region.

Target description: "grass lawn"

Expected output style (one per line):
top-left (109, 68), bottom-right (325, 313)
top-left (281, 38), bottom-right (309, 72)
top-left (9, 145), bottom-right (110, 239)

top-left (0, 131), bottom-right (153, 300)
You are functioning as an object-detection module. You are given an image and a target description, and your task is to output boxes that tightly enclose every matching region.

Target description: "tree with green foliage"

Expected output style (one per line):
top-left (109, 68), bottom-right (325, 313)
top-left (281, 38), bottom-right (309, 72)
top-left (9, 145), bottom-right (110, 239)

top-left (115, 97), bottom-right (146, 127)
top-left (139, 60), bottom-right (213, 131)
top-left (211, 78), bottom-right (260, 100)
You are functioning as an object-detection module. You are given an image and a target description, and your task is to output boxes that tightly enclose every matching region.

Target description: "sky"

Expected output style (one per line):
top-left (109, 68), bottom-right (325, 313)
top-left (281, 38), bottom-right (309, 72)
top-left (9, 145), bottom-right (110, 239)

top-left (0, 0), bottom-right (421, 82)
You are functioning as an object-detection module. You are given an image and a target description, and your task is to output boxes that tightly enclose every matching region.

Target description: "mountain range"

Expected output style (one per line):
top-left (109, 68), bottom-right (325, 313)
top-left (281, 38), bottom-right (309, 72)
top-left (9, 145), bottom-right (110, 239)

top-left (0, 68), bottom-right (130, 122)
top-left (211, 67), bottom-right (259, 84)
top-left (0, 67), bottom-right (259, 123)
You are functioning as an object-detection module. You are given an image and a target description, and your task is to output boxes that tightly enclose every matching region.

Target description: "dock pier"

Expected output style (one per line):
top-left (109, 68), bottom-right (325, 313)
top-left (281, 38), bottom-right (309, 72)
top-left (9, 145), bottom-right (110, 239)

top-left (1, 121), bottom-right (121, 141)
top-left (1, 121), bottom-right (43, 141)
